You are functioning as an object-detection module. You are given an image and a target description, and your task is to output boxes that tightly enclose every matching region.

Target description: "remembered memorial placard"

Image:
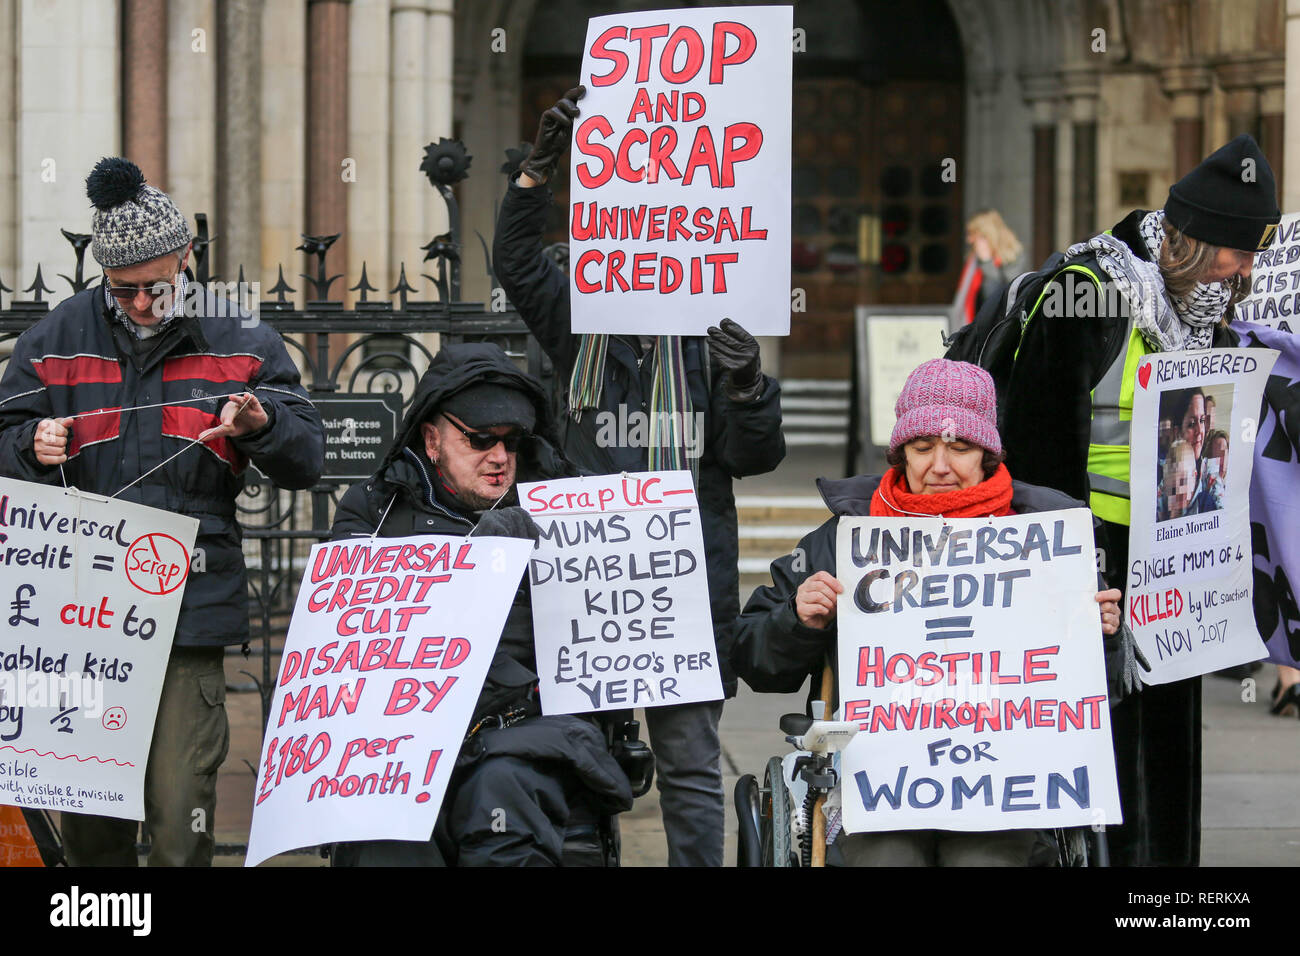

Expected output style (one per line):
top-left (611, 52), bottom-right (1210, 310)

top-left (1127, 347), bottom-right (1276, 683)
top-left (520, 472), bottom-right (722, 714)
top-left (244, 534), bottom-right (533, 866)
top-left (0, 478), bottom-right (197, 820)
top-left (836, 510), bottom-right (1121, 833)
top-left (569, 5), bottom-right (792, 335)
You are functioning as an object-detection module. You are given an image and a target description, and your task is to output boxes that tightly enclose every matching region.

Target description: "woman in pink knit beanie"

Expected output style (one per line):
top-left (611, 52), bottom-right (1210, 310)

top-left (733, 357), bottom-right (1121, 866)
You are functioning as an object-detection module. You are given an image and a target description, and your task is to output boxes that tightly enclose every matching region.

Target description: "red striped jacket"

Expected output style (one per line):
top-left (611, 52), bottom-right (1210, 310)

top-left (0, 286), bottom-right (324, 646)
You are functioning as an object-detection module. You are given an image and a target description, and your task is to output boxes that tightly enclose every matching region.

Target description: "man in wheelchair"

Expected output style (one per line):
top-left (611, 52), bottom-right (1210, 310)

top-left (328, 342), bottom-right (648, 866)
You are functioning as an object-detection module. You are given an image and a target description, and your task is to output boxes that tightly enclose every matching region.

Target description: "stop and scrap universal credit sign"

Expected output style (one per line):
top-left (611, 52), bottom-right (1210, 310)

top-left (570, 5), bottom-right (792, 335)
top-left (244, 533), bottom-right (532, 866)
top-left (0, 477), bottom-right (197, 820)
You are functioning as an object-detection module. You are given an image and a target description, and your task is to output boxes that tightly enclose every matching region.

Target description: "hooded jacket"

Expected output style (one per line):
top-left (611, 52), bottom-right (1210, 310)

top-left (494, 179), bottom-right (788, 695)
top-left (329, 343), bottom-right (634, 813)
top-left (0, 284), bottom-right (324, 646)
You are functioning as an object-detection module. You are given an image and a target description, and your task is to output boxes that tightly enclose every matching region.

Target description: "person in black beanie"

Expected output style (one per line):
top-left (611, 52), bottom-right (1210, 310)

top-left (999, 134), bottom-right (1280, 866)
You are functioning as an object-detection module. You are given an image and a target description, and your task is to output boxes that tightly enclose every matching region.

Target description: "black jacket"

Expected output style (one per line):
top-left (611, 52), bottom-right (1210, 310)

top-left (0, 285), bottom-right (324, 646)
top-left (732, 474), bottom-right (1095, 701)
top-left (330, 343), bottom-right (633, 815)
top-left (493, 179), bottom-right (787, 695)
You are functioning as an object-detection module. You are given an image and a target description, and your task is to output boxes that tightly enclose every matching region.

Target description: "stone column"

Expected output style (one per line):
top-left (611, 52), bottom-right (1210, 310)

top-left (390, 1), bottom-right (429, 294)
top-left (1161, 66), bottom-right (1211, 179)
top-left (0, 0), bottom-right (17, 290)
top-left (167, 0), bottom-right (216, 227)
top-left (262, 0), bottom-right (305, 301)
top-left (1256, 60), bottom-right (1287, 207)
top-left (424, 0), bottom-right (454, 250)
top-left (1285, 0), bottom-right (1300, 210)
top-left (18, 0), bottom-right (118, 306)
top-left (1022, 73), bottom-right (1060, 266)
top-left (305, 0), bottom-right (350, 299)
top-left (216, 0), bottom-right (262, 282)
top-left (348, 0), bottom-right (390, 304)
top-left (121, 0), bottom-right (168, 188)
top-left (1062, 68), bottom-right (1099, 241)
top-left (965, 70), bottom-right (999, 212)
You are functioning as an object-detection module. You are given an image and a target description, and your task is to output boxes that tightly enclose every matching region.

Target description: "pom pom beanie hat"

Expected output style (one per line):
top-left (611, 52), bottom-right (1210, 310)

top-left (86, 157), bottom-right (193, 268)
top-left (889, 358), bottom-right (1002, 456)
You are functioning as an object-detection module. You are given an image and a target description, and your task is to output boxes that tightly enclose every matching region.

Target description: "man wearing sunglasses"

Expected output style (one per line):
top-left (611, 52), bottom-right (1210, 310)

top-left (330, 342), bottom-right (633, 865)
top-left (0, 157), bottom-right (324, 867)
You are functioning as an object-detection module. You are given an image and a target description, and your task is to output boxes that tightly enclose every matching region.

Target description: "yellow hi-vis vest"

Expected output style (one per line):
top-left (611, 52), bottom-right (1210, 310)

top-left (1087, 320), bottom-right (1151, 526)
top-left (1017, 262), bottom-right (1152, 526)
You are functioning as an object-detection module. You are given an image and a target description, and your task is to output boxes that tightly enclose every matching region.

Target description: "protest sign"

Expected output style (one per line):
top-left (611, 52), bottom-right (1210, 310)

top-left (0, 477), bottom-right (197, 820)
top-left (1222, 323), bottom-right (1300, 667)
top-left (1128, 347), bottom-right (1277, 683)
top-left (1235, 213), bottom-right (1300, 330)
top-left (569, 5), bottom-right (792, 335)
top-left (836, 510), bottom-right (1121, 833)
top-left (244, 534), bottom-right (533, 866)
top-left (520, 472), bottom-right (722, 714)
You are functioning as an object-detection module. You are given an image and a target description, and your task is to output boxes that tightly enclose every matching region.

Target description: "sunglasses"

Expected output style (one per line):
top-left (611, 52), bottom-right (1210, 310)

top-left (105, 279), bottom-right (175, 301)
top-left (441, 413), bottom-right (526, 453)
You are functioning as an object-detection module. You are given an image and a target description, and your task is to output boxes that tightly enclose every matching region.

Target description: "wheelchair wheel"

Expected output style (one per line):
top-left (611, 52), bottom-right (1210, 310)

top-left (761, 756), bottom-right (794, 867)
top-left (734, 774), bottom-right (762, 867)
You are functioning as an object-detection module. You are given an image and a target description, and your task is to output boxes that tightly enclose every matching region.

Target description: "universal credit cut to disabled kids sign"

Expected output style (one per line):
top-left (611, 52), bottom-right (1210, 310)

top-left (0, 477), bottom-right (198, 821)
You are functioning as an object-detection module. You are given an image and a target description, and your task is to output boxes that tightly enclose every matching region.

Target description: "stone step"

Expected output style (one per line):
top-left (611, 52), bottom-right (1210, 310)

top-left (782, 378), bottom-right (850, 394)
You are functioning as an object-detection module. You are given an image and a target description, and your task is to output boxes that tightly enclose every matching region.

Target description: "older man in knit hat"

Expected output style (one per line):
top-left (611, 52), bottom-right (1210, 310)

top-left (0, 158), bottom-right (324, 866)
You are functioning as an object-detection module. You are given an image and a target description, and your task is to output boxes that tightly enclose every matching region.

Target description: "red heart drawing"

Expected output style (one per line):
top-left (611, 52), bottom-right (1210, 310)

top-left (1137, 364), bottom-right (1151, 390)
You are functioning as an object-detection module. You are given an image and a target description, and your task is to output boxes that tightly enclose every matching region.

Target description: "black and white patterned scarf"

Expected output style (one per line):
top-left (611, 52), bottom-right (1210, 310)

top-left (1066, 210), bottom-right (1230, 352)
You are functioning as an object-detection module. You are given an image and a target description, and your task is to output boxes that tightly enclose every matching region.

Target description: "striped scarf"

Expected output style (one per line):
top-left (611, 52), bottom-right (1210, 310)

top-left (568, 334), bottom-right (698, 481)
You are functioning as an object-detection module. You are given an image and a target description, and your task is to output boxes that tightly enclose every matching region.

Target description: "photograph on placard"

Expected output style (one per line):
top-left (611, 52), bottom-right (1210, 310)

top-left (1155, 384), bottom-right (1233, 523)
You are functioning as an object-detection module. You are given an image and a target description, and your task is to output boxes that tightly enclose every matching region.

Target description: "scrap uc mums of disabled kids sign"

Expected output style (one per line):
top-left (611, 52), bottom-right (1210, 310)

top-left (836, 510), bottom-right (1121, 833)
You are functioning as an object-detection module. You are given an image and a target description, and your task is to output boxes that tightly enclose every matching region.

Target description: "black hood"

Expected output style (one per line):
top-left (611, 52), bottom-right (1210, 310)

top-left (380, 342), bottom-right (565, 480)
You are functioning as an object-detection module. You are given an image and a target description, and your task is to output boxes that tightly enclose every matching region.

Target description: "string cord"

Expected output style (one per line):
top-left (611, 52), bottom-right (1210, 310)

top-left (110, 395), bottom-right (255, 499)
top-left (65, 391), bottom-right (249, 421)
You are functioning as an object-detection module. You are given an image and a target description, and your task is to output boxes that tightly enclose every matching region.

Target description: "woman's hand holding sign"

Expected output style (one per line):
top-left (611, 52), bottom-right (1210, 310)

top-left (796, 571), bottom-right (843, 630)
top-left (34, 417), bottom-right (74, 465)
top-left (1096, 588), bottom-right (1122, 635)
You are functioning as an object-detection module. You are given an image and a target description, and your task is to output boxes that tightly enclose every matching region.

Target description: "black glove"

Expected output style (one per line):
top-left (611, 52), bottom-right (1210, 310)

top-left (523, 85), bottom-right (585, 185)
top-left (706, 317), bottom-right (763, 400)
top-left (475, 506), bottom-right (541, 545)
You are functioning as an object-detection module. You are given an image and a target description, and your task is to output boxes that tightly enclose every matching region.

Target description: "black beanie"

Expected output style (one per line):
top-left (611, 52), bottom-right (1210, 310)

top-left (438, 382), bottom-right (536, 431)
top-left (1164, 134), bottom-right (1281, 252)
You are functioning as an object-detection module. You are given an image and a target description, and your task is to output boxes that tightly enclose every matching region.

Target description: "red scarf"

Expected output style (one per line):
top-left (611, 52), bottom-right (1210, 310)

top-left (870, 463), bottom-right (1015, 518)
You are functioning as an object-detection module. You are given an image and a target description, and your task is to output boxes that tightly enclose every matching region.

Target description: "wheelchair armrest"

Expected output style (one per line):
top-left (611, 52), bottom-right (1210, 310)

top-left (779, 712), bottom-right (814, 736)
top-left (608, 718), bottom-right (655, 799)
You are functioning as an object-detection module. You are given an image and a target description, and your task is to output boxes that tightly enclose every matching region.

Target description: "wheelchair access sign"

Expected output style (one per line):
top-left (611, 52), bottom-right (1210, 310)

top-left (834, 509), bottom-right (1122, 833)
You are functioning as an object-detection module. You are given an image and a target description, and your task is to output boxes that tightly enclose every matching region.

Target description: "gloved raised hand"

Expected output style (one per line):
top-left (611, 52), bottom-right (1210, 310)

top-left (522, 85), bottom-right (585, 186)
top-left (706, 317), bottom-right (764, 401)
top-left (475, 505), bottom-right (541, 545)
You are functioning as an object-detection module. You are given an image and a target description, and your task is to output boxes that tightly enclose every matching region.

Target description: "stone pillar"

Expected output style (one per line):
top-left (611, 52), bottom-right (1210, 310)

top-left (216, 0), bottom-right (262, 282)
top-left (1161, 66), bottom-right (1211, 179)
top-left (305, 0), bottom-right (350, 298)
top-left (0, 0), bottom-right (16, 290)
top-left (1255, 59), bottom-right (1287, 209)
top-left (425, 0), bottom-right (454, 250)
top-left (167, 0), bottom-right (216, 228)
top-left (965, 70), bottom-right (999, 212)
top-left (1062, 69), bottom-right (1099, 241)
top-left (1285, 0), bottom-right (1300, 210)
top-left (18, 0), bottom-right (118, 306)
top-left (121, 0), bottom-right (168, 189)
top-left (390, 0), bottom-right (430, 291)
top-left (348, 0), bottom-right (390, 304)
top-left (262, 0), bottom-right (305, 301)
top-left (1022, 74), bottom-right (1059, 266)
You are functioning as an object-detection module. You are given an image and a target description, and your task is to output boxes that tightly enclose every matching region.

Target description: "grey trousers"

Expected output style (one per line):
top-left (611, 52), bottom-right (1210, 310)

top-left (61, 646), bottom-right (229, 867)
top-left (833, 827), bottom-right (1039, 867)
top-left (644, 699), bottom-right (725, 867)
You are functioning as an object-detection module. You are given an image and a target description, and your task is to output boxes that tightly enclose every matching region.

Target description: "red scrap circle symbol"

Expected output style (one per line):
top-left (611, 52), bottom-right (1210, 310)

top-left (102, 707), bottom-right (128, 731)
top-left (125, 533), bottom-right (191, 595)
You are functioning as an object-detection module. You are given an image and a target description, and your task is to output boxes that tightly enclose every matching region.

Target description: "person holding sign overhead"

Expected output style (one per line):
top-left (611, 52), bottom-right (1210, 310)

top-left (0, 157), bottom-right (324, 866)
top-left (733, 359), bottom-right (1121, 866)
top-left (494, 85), bottom-right (786, 867)
top-left (328, 343), bottom-right (633, 866)
top-left (998, 135), bottom-right (1281, 866)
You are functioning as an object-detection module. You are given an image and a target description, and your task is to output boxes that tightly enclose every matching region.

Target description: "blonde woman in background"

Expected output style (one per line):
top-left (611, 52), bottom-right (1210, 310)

top-left (958, 209), bottom-right (1025, 323)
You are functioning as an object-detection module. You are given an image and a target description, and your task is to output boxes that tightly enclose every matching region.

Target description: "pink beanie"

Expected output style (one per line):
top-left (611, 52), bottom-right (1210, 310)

top-left (889, 358), bottom-right (1002, 455)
